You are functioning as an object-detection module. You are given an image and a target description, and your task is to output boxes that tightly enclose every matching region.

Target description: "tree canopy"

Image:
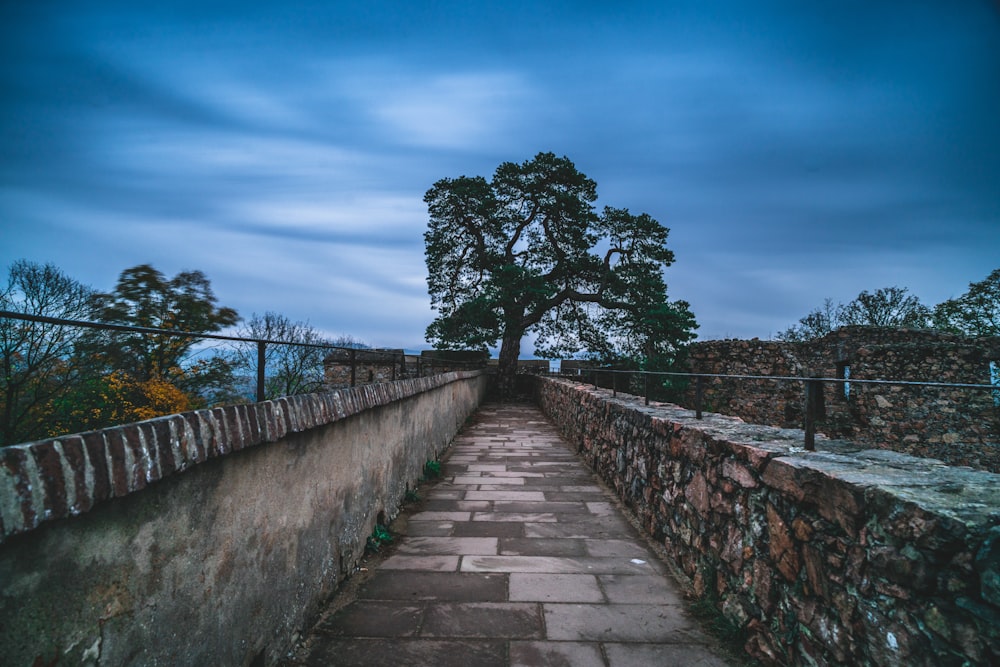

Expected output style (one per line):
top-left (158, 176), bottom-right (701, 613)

top-left (933, 268), bottom-right (1000, 337)
top-left (778, 287), bottom-right (933, 341)
top-left (424, 152), bottom-right (696, 395)
top-left (779, 272), bottom-right (1000, 342)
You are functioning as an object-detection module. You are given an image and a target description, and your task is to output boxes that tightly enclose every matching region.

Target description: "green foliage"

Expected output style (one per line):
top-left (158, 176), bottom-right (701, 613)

top-left (1, 260), bottom-right (244, 444)
top-left (781, 273), bottom-right (1000, 342)
top-left (840, 286), bottom-right (930, 328)
top-left (778, 287), bottom-right (930, 341)
top-left (423, 460), bottom-right (442, 478)
top-left (85, 264), bottom-right (240, 383)
top-left (365, 524), bottom-right (393, 553)
top-left (424, 152), bottom-right (696, 395)
top-left (932, 268), bottom-right (1000, 336)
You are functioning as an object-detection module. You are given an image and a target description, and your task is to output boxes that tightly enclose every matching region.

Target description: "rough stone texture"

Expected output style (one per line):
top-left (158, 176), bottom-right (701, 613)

top-left (323, 349), bottom-right (490, 390)
top-left (0, 371), bottom-right (488, 667)
top-left (536, 376), bottom-right (1000, 666)
top-left (681, 327), bottom-right (1000, 472)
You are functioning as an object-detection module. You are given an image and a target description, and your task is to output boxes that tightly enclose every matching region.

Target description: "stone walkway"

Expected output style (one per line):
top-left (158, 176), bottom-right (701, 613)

top-left (284, 403), bottom-right (735, 666)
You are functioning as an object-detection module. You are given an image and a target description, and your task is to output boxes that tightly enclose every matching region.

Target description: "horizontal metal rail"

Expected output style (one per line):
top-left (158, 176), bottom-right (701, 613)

top-left (561, 366), bottom-right (998, 451)
top-left (576, 367), bottom-right (996, 391)
top-left (0, 310), bottom-right (483, 402)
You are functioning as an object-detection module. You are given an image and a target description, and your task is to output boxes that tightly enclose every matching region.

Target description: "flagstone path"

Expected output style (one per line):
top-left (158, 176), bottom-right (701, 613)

top-left (284, 402), bottom-right (735, 666)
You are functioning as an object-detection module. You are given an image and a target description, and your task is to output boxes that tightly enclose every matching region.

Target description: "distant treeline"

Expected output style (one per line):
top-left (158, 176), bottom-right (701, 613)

top-left (0, 260), bottom-right (367, 446)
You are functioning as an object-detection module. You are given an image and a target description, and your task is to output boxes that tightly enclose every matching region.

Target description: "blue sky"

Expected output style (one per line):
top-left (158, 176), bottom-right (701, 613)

top-left (2, 1), bottom-right (998, 350)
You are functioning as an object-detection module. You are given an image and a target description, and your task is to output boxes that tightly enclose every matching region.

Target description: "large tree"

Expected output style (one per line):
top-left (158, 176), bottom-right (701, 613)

top-left (424, 152), bottom-right (696, 396)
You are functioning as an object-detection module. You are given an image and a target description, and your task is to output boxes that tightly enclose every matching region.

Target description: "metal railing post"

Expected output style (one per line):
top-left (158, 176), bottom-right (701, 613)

top-left (256, 341), bottom-right (266, 402)
top-left (350, 348), bottom-right (357, 387)
top-left (695, 376), bottom-right (704, 419)
top-left (804, 378), bottom-right (821, 451)
top-left (644, 372), bottom-right (650, 406)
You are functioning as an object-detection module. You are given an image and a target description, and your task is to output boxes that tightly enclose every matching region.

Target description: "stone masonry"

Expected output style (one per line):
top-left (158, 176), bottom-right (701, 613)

top-left (682, 327), bottom-right (1000, 472)
top-left (537, 376), bottom-right (1000, 666)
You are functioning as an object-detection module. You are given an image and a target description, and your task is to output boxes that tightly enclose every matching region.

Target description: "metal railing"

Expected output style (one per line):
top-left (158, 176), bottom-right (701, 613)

top-left (0, 310), bottom-right (484, 403)
top-left (557, 367), bottom-right (998, 451)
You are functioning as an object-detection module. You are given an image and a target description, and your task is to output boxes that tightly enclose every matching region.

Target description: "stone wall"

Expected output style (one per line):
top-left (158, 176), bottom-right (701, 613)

top-left (323, 349), bottom-right (489, 389)
top-left (0, 371), bottom-right (489, 667)
top-left (323, 348), bottom-right (406, 388)
top-left (536, 376), bottom-right (999, 666)
top-left (682, 327), bottom-right (1000, 472)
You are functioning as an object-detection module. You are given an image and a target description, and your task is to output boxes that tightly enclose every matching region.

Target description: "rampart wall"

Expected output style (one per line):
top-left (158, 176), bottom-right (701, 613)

top-left (0, 371), bottom-right (489, 666)
top-left (682, 327), bottom-right (1000, 472)
top-left (536, 376), bottom-right (999, 666)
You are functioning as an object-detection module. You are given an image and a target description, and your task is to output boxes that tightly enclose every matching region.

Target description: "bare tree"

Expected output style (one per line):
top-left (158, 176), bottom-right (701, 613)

top-left (231, 312), bottom-right (363, 399)
top-left (0, 260), bottom-right (95, 445)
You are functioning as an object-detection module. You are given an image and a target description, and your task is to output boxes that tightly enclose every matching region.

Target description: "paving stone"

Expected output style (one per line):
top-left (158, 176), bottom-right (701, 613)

top-left (543, 491), bottom-right (610, 502)
top-left (599, 574), bottom-right (686, 605)
top-left (453, 475), bottom-right (525, 485)
top-left (488, 471), bottom-right (546, 478)
top-left (395, 536), bottom-right (498, 556)
top-left (585, 501), bottom-right (618, 515)
top-left (404, 521), bottom-right (455, 537)
top-left (425, 489), bottom-right (465, 499)
top-left (509, 573), bottom-right (603, 602)
top-left (359, 571), bottom-right (507, 602)
top-left (465, 490), bottom-right (546, 501)
top-left (420, 602), bottom-right (544, 639)
top-left (409, 511), bottom-right (471, 521)
top-left (419, 499), bottom-right (492, 512)
top-left (524, 520), bottom-right (635, 539)
top-left (297, 638), bottom-right (507, 667)
top-left (461, 556), bottom-right (662, 575)
top-left (472, 512), bottom-right (558, 523)
top-left (585, 539), bottom-right (656, 559)
top-left (494, 501), bottom-right (588, 514)
top-left (313, 600), bottom-right (423, 637)
top-left (544, 603), bottom-right (704, 642)
top-left (380, 555), bottom-right (459, 571)
top-left (452, 521), bottom-right (524, 538)
top-left (604, 642), bottom-right (732, 666)
top-left (500, 537), bottom-right (588, 557)
top-left (509, 640), bottom-right (605, 667)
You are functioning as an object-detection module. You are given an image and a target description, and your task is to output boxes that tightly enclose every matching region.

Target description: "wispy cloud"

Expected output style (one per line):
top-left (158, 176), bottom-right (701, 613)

top-left (345, 69), bottom-right (533, 148)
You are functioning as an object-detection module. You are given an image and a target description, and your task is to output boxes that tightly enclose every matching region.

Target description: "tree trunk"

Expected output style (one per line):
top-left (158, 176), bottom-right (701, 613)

top-left (497, 330), bottom-right (522, 400)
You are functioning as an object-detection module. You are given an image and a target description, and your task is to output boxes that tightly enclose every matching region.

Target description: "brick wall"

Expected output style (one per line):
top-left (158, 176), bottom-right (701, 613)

top-left (0, 371), bottom-right (489, 666)
top-left (682, 327), bottom-right (1000, 472)
top-left (536, 376), bottom-right (1000, 666)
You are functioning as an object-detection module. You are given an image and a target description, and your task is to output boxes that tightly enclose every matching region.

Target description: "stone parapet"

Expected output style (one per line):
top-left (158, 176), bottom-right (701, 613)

top-left (536, 376), bottom-right (999, 666)
top-left (682, 327), bottom-right (1000, 472)
top-left (0, 370), bottom-right (484, 544)
top-left (0, 371), bottom-right (488, 666)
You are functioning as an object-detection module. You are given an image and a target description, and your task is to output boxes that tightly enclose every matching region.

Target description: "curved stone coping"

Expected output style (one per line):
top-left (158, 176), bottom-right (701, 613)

top-left (0, 370), bottom-right (486, 543)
